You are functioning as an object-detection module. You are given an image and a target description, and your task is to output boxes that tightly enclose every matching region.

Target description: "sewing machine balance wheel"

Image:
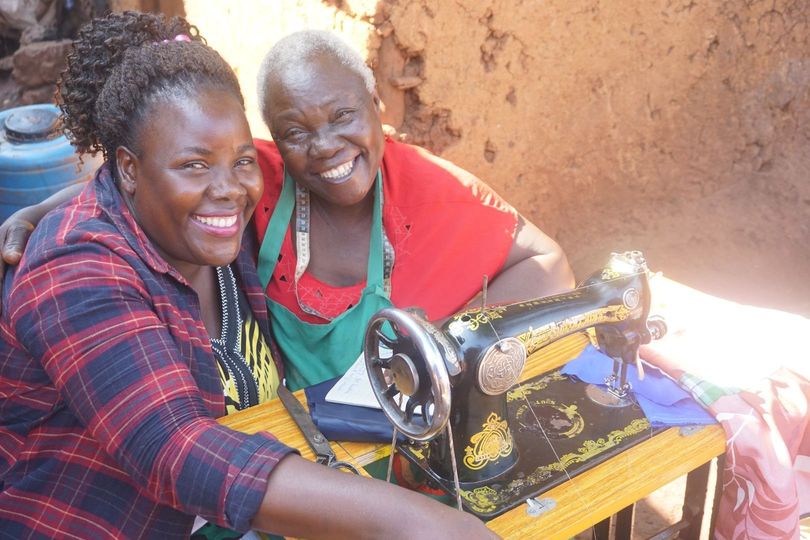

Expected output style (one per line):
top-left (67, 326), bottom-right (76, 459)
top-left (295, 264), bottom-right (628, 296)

top-left (364, 308), bottom-right (452, 441)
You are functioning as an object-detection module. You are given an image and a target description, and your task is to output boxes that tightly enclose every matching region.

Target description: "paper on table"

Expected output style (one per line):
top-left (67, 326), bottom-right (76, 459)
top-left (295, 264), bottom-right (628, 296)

top-left (326, 347), bottom-right (424, 416)
top-left (325, 351), bottom-right (385, 410)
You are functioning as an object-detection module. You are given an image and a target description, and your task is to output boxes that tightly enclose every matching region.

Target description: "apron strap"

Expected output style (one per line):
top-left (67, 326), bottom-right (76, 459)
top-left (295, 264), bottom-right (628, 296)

top-left (257, 170), bottom-right (296, 291)
top-left (256, 170), bottom-right (389, 318)
top-left (365, 171), bottom-right (385, 287)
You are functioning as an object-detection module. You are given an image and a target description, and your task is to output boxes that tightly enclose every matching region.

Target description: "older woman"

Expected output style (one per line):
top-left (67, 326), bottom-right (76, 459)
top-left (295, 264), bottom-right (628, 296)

top-left (0, 30), bottom-right (574, 391)
top-left (251, 31), bottom-right (574, 389)
top-left (0, 13), bottom-right (496, 540)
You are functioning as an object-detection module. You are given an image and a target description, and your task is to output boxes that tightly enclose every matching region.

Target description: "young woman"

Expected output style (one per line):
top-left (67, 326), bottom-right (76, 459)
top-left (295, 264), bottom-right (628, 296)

top-left (0, 12), bottom-right (496, 540)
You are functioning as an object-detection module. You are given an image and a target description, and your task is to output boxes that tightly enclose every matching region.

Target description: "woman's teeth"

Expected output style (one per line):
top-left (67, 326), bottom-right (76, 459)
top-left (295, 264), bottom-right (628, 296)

top-left (319, 159), bottom-right (354, 179)
top-left (193, 215), bottom-right (237, 228)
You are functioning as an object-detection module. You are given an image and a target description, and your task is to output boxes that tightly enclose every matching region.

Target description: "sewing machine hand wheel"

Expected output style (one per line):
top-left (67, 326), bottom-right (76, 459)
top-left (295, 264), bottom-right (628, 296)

top-left (364, 308), bottom-right (452, 441)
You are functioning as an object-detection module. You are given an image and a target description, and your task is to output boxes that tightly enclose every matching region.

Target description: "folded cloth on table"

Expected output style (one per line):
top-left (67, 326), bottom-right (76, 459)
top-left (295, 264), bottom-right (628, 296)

top-left (305, 377), bottom-right (398, 443)
top-left (561, 344), bottom-right (716, 427)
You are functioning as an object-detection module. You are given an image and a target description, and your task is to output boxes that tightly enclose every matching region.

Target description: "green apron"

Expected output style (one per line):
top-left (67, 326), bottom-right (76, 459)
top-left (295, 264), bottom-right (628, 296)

top-left (257, 170), bottom-right (392, 391)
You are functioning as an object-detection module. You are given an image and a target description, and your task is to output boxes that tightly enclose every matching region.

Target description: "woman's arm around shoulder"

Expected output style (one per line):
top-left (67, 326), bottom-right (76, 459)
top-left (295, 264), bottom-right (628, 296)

top-left (0, 183), bottom-right (84, 309)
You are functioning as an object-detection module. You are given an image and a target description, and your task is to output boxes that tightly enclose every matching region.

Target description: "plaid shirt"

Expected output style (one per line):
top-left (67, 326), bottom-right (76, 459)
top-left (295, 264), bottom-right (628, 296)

top-left (0, 166), bottom-right (295, 539)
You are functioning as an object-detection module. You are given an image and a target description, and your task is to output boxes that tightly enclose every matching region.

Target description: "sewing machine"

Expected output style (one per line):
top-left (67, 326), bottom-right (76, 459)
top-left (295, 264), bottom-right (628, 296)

top-left (363, 251), bottom-right (668, 518)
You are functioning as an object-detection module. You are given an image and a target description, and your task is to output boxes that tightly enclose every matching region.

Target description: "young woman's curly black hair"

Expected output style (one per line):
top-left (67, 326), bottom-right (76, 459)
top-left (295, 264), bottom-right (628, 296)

top-left (57, 11), bottom-right (243, 167)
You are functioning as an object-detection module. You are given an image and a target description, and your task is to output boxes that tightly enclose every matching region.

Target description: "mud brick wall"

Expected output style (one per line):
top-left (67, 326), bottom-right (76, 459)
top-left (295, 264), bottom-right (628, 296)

top-left (189, 0), bottom-right (810, 314)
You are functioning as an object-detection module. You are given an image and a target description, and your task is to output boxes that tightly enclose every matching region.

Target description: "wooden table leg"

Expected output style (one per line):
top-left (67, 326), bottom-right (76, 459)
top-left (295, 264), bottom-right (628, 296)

top-left (708, 454), bottom-right (725, 535)
top-left (614, 504), bottom-right (635, 540)
top-left (592, 516), bottom-right (611, 540)
top-left (680, 459), bottom-right (713, 538)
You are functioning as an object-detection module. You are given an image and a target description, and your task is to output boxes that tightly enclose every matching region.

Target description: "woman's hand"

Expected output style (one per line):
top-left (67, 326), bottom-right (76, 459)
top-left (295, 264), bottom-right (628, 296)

top-left (0, 212), bottom-right (34, 265)
top-left (0, 184), bottom-right (84, 310)
top-left (0, 209), bottom-right (36, 306)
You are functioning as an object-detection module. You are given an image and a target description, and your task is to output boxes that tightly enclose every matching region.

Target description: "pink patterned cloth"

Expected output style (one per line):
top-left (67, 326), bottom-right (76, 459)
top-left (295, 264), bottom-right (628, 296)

top-left (640, 278), bottom-right (810, 539)
top-left (708, 369), bottom-right (810, 539)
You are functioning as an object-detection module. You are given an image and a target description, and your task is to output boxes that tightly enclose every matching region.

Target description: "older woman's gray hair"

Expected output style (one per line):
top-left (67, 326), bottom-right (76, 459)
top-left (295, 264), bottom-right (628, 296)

top-left (257, 30), bottom-right (377, 123)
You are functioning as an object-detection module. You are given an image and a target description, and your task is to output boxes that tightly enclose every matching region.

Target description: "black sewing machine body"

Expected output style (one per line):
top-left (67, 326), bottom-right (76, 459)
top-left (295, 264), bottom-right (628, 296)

top-left (364, 251), bottom-right (666, 517)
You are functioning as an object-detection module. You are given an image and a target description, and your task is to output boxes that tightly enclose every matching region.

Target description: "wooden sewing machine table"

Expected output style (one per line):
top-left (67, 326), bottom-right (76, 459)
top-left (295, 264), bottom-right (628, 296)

top-left (219, 332), bottom-right (726, 539)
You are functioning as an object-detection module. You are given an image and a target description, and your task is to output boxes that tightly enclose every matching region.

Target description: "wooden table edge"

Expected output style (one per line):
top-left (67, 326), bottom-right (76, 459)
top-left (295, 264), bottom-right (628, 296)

top-left (487, 423), bottom-right (726, 539)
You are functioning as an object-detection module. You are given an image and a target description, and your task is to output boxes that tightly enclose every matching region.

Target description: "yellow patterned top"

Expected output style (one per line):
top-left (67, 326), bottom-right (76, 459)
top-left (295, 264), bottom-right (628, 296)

top-left (211, 266), bottom-right (280, 415)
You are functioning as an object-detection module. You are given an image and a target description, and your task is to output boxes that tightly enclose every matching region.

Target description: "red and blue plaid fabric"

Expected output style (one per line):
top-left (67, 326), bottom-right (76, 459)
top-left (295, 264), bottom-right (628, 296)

top-left (0, 165), bottom-right (295, 539)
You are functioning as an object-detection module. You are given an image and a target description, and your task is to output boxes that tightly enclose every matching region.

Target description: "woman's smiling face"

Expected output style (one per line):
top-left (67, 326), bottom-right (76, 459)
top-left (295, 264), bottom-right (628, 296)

top-left (265, 53), bottom-right (385, 209)
top-left (117, 88), bottom-right (262, 279)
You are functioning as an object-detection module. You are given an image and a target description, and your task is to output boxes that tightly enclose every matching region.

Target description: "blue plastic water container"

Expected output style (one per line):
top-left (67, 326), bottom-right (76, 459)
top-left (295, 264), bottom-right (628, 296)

top-left (0, 104), bottom-right (102, 223)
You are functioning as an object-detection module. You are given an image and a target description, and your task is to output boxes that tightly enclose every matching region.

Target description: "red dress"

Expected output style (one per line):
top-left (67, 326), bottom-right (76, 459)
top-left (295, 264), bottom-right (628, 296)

top-left (253, 137), bottom-right (518, 323)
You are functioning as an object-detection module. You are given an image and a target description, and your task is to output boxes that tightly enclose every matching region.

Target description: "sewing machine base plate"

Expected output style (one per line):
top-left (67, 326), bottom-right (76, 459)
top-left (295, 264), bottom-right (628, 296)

top-left (397, 370), bottom-right (663, 519)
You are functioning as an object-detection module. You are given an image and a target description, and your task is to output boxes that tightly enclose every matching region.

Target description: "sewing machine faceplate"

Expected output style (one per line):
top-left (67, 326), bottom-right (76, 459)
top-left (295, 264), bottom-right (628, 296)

top-left (398, 370), bottom-right (663, 519)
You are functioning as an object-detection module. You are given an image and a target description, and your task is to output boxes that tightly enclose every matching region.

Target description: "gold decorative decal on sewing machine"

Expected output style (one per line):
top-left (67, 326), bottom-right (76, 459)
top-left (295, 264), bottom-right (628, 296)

top-left (517, 304), bottom-right (632, 355)
top-left (601, 268), bottom-right (621, 281)
top-left (551, 418), bottom-right (650, 468)
top-left (460, 485), bottom-right (500, 515)
top-left (514, 399), bottom-right (584, 439)
top-left (451, 306), bottom-right (507, 332)
top-left (506, 371), bottom-right (567, 401)
top-left (407, 444), bottom-right (427, 461)
top-left (458, 417), bottom-right (652, 515)
top-left (463, 412), bottom-right (514, 470)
